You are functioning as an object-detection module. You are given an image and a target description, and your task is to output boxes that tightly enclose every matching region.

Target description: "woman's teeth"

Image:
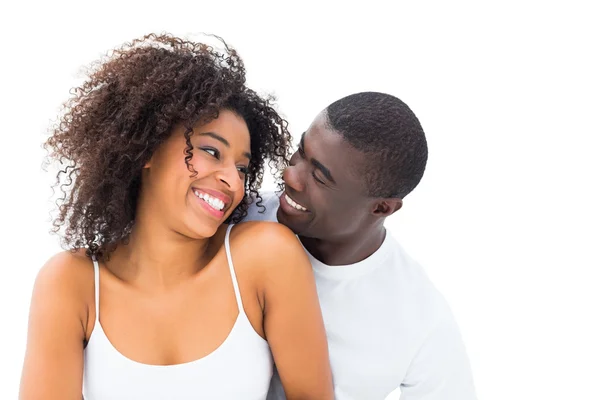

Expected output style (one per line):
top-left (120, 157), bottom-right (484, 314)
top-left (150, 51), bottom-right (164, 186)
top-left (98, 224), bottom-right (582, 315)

top-left (285, 194), bottom-right (307, 211)
top-left (193, 190), bottom-right (225, 211)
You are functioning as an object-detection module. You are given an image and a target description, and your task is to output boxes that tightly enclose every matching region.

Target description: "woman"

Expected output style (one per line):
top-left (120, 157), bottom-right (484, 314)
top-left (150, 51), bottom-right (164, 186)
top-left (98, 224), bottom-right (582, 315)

top-left (19, 34), bottom-right (333, 399)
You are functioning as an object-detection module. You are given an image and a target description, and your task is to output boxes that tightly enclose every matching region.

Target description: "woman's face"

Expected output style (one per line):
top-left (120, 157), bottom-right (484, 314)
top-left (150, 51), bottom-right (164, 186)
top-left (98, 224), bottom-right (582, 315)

top-left (141, 109), bottom-right (251, 239)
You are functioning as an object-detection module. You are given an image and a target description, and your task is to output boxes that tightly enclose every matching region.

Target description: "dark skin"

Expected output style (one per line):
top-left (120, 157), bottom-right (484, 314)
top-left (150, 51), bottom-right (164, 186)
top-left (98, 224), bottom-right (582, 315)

top-left (20, 111), bottom-right (333, 400)
top-left (276, 111), bottom-right (403, 266)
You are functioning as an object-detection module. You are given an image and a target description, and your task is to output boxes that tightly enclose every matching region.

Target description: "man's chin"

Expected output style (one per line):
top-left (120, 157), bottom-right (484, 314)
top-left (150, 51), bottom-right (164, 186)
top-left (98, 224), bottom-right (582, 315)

top-left (276, 207), bottom-right (304, 235)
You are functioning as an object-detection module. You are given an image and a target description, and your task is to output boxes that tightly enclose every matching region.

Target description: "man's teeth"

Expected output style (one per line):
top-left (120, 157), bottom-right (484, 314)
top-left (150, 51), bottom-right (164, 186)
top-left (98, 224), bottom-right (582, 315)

top-left (285, 194), bottom-right (307, 211)
top-left (193, 190), bottom-right (225, 211)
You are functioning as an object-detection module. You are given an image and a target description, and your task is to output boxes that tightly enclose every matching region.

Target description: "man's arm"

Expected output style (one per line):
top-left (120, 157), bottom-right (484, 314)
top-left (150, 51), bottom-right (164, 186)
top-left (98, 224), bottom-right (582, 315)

top-left (400, 315), bottom-right (477, 400)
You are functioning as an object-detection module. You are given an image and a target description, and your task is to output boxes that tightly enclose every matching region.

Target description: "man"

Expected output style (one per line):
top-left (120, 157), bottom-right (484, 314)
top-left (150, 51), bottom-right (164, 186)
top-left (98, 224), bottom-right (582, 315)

top-left (245, 92), bottom-right (477, 399)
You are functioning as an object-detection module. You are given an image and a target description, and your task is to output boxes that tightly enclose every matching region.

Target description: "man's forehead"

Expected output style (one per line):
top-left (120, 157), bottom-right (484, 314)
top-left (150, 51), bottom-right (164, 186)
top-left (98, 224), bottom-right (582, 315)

top-left (304, 117), bottom-right (353, 155)
top-left (303, 120), bottom-right (366, 188)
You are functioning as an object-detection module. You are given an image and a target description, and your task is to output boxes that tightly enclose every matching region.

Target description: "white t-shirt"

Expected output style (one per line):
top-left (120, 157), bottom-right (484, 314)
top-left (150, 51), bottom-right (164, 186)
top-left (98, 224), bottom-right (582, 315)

top-left (244, 192), bottom-right (477, 400)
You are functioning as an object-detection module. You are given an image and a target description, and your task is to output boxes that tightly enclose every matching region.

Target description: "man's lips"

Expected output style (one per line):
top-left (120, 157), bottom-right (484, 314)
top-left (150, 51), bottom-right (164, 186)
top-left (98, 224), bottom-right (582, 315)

top-left (280, 191), bottom-right (309, 213)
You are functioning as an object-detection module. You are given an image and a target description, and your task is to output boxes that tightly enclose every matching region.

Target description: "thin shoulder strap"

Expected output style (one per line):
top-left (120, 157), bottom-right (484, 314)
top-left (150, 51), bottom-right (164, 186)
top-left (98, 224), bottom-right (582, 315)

top-left (91, 255), bottom-right (100, 322)
top-left (224, 224), bottom-right (244, 312)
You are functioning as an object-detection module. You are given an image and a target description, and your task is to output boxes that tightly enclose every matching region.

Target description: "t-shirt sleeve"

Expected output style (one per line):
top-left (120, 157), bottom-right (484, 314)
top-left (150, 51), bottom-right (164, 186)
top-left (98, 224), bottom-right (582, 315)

top-left (400, 314), bottom-right (477, 400)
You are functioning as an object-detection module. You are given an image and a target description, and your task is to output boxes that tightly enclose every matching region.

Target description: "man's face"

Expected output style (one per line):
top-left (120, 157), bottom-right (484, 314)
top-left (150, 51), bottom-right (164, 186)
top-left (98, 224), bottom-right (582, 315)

top-left (276, 111), bottom-right (373, 240)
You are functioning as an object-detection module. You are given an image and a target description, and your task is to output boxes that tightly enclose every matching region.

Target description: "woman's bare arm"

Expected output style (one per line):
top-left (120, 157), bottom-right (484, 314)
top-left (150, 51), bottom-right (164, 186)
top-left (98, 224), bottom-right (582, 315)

top-left (239, 222), bottom-right (333, 400)
top-left (19, 252), bottom-right (89, 400)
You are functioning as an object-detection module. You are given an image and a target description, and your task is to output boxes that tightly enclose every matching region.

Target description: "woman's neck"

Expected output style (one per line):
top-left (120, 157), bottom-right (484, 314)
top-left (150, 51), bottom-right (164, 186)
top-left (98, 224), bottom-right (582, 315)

top-left (106, 216), bottom-right (215, 292)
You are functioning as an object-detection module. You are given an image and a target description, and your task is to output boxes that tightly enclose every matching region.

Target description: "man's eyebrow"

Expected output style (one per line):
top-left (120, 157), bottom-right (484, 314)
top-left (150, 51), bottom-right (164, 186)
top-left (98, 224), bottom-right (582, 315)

top-left (311, 159), bottom-right (336, 184)
top-left (300, 132), bottom-right (336, 184)
top-left (199, 131), bottom-right (251, 160)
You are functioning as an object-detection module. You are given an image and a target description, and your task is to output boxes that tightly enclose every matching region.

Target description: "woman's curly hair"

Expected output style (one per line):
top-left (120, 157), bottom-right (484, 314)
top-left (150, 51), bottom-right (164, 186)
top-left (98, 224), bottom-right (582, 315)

top-left (45, 33), bottom-right (291, 258)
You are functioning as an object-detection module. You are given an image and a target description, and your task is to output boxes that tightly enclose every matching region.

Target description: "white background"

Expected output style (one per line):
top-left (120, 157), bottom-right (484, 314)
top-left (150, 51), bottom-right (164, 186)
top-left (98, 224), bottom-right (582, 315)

top-left (1, 1), bottom-right (599, 399)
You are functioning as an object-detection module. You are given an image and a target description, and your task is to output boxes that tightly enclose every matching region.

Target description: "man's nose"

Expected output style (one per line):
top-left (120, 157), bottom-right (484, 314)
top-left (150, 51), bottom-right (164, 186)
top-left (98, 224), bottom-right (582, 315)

top-left (283, 162), bottom-right (305, 192)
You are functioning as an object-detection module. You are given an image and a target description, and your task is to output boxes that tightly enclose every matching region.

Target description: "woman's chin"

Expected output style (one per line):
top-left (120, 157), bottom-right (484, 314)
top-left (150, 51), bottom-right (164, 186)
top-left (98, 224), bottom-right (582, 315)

top-left (181, 205), bottom-right (237, 239)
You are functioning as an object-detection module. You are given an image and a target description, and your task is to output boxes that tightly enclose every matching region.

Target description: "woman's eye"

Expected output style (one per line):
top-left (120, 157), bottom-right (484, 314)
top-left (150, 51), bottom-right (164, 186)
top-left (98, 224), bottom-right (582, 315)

top-left (201, 147), bottom-right (219, 159)
top-left (237, 166), bottom-right (249, 175)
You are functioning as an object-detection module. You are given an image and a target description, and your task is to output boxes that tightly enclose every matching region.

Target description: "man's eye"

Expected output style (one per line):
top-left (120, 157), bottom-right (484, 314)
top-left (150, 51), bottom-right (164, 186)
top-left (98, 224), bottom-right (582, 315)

top-left (312, 172), bottom-right (325, 185)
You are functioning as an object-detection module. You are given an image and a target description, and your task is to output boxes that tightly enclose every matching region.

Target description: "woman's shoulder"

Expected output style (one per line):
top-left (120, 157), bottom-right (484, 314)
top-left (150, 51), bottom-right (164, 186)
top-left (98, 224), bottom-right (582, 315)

top-left (33, 250), bottom-right (95, 311)
top-left (37, 249), bottom-right (94, 281)
top-left (228, 221), bottom-right (308, 268)
top-left (230, 221), bottom-right (298, 248)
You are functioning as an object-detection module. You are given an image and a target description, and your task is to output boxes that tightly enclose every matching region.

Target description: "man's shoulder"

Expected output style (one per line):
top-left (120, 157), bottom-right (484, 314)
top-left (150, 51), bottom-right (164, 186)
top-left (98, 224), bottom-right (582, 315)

top-left (243, 191), bottom-right (280, 222)
top-left (378, 235), bottom-right (454, 326)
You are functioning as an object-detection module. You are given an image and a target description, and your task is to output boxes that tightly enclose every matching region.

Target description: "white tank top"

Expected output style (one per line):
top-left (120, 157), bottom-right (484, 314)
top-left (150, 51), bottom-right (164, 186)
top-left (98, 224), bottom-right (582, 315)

top-left (83, 225), bottom-right (273, 399)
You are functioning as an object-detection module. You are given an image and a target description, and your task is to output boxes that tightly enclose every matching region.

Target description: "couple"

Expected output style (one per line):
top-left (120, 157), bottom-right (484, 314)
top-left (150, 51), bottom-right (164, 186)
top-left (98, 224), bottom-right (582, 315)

top-left (20, 34), bottom-right (476, 399)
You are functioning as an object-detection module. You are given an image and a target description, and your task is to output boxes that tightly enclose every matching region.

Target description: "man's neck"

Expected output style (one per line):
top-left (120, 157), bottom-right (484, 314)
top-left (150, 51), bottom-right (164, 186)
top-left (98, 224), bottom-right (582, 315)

top-left (299, 225), bottom-right (386, 266)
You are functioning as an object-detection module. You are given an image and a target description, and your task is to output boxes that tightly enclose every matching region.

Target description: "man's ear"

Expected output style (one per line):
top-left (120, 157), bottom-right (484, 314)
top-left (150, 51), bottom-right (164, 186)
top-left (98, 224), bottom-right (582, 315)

top-left (371, 198), bottom-right (403, 217)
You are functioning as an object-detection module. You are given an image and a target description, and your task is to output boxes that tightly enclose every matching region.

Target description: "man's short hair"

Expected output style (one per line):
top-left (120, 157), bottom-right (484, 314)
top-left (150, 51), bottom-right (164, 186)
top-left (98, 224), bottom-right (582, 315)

top-left (325, 91), bottom-right (428, 198)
